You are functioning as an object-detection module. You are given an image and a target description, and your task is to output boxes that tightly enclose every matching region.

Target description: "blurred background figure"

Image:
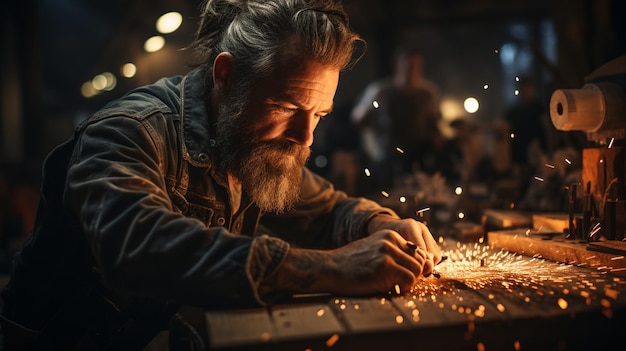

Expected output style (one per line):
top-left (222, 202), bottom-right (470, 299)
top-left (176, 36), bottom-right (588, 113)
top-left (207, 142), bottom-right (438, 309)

top-left (502, 76), bottom-right (550, 199)
top-left (351, 46), bottom-right (442, 191)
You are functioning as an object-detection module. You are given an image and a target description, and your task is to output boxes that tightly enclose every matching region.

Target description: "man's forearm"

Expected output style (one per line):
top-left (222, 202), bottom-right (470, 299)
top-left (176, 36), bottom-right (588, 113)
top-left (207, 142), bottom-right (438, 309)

top-left (259, 248), bottom-right (337, 297)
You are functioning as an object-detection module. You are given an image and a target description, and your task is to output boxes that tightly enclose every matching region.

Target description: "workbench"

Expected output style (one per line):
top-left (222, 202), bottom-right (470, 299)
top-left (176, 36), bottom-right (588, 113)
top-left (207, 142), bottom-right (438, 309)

top-left (201, 239), bottom-right (626, 351)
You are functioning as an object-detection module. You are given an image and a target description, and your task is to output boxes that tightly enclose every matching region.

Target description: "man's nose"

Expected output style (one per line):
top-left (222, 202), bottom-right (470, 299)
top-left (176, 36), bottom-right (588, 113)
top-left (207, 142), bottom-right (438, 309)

top-left (285, 112), bottom-right (317, 147)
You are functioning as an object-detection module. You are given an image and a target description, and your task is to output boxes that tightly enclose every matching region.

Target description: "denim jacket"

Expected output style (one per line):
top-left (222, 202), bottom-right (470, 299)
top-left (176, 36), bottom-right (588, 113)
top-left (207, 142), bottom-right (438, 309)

top-left (1, 67), bottom-right (398, 334)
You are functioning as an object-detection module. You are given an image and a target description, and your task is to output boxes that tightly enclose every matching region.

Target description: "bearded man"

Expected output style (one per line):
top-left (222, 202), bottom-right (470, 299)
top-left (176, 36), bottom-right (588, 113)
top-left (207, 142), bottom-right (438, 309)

top-left (0, 0), bottom-right (441, 349)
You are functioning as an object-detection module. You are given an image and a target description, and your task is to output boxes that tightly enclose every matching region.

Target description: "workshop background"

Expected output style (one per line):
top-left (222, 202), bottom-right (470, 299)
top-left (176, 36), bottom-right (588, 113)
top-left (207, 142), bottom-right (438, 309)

top-left (1, 0), bottom-right (625, 262)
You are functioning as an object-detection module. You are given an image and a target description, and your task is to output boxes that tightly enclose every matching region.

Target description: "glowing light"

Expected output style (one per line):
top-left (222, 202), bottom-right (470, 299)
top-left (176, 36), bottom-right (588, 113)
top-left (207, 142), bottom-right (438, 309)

top-left (316, 308), bottom-right (325, 317)
top-left (463, 97), bottom-right (479, 114)
top-left (557, 298), bottom-right (568, 309)
top-left (325, 334), bottom-right (340, 347)
top-left (395, 315), bottom-right (404, 324)
top-left (372, 100), bottom-right (379, 109)
top-left (81, 81), bottom-right (99, 98)
top-left (144, 36), bottom-right (165, 53)
top-left (314, 155), bottom-right (327, 168)
top-left (458, 212), bottom-right (465, 219)
top-left (121, 63), bottom-right (137, 78)
top-left (100, 72), bottom-right (116, 91)
top-left (91, 74), bottom-right (108, 91)
top-left (399, 196), bottom-right (407, 203)
top-left (483, 84), bottom-right (489, 90)
top-left (510, 133), bottom-right (515, 139)
top-left (514, 89), bottom-right (520, 96)
top-left (156, 12), bottom-right (182, 34)
top-left (455, 186), bottom-right (463, 195)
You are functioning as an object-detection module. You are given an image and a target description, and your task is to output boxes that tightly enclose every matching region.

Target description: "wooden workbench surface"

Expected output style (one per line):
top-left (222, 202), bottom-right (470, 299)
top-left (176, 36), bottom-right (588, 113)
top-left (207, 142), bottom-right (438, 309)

top-left (204, 241), bottom-right (626, 351)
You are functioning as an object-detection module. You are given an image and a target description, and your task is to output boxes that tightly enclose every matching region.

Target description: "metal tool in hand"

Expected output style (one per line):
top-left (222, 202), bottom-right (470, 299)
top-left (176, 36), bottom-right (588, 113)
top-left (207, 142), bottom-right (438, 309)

top-left (404, 241), bottom-right (445, 278)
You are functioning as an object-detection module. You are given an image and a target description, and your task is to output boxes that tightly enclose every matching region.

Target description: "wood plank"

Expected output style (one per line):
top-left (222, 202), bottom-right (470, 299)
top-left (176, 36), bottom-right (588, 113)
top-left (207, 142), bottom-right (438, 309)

top-left (488, 228), bottom-right (626, 275)
top-left (270, 303), bottom-right (344, 340)
top-left (331, 297), bottom-right (411, 333)
top-left (205, 308), bottom-right (274, 349)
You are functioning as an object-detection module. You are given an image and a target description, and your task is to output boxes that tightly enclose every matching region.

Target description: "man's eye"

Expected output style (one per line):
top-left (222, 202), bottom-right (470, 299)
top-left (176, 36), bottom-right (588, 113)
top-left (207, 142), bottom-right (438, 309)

top-left (276, 106), bottom-right (297, 114)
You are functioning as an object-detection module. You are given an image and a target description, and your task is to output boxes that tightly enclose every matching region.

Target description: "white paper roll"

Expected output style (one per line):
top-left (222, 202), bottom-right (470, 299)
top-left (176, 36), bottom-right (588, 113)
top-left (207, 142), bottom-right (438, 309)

top-left (550, 84), bottom-right (605, 132)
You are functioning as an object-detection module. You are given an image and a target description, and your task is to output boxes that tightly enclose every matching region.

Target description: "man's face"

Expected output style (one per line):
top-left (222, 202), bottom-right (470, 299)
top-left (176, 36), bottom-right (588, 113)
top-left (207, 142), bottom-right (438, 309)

top-left (216, 57), bottom-right (339, 213)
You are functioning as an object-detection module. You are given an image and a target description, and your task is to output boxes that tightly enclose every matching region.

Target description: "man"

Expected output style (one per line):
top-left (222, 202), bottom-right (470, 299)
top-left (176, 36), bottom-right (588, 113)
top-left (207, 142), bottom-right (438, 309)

top-left (0, 0), bottom-right (442, 348)
top-left (352, 47), bottom-right (442, 189)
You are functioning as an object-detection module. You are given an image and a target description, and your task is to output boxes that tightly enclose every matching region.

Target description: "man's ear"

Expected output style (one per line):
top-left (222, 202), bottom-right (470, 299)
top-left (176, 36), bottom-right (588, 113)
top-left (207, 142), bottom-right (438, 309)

top-left (213, 52), bottom-right (234, 93)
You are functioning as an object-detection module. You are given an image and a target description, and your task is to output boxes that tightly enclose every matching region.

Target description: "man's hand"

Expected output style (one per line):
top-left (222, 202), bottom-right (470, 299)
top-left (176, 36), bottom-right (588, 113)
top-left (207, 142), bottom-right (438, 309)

top-left (260, 216), bottom-right (441, 298)
top-left (367, 215), bottom-right (442, 265)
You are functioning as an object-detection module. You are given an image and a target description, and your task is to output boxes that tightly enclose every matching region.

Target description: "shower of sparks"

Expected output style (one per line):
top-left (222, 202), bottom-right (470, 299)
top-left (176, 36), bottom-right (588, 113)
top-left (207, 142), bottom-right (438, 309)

top-left (608, 137), bottom-right (615, 148)
top-left (405, 242), bottom-right (626, 317)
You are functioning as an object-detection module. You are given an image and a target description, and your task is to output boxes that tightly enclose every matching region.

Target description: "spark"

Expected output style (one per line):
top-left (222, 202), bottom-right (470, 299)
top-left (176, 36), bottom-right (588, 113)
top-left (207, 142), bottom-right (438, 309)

top-left (399, 196), bottom-right (407, 203)
top-left (544, 163), bottom-right (555, 169)
top-left (372, 100), bottom-right (379, 109)
top-left (325, 334), bottom-right (340, 347)
top-left (364, 168), bottom-right (371, 177)
top-left (515, 76), bottom-right (520, 82)
top-left (514, 89), bottom-right (520, 96)
top-left (611, 256), bottom-right (624, 261)
top-left (381, 190), bottom-right (389, 197)
top-left (416, 207), bottom-right (431, 214)
top-left (483, 84), bottom-right (489, 90)
top-left (316, 308), bottom-right (325, 317)
top-left (534, 176), bottom-right (544, 182)
top-left (404, 242), bottom-right (626, 318)
top-left (565, 158), bottom-right (572, 165)
top-left (396, 147), bottom-right (405, 154)
top-left (608, 137), bottom-right (615, 148)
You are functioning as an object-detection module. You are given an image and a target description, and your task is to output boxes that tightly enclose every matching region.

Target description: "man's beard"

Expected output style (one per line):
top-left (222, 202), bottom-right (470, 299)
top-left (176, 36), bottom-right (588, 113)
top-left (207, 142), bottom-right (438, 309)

top-left (215, 87), bottom-right (310, 213)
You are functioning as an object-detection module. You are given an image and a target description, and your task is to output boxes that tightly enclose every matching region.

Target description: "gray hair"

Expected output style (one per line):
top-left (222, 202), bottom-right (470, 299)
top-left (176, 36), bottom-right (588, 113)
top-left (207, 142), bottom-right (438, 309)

top-left (187, 0), bottom-right (365, 80)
